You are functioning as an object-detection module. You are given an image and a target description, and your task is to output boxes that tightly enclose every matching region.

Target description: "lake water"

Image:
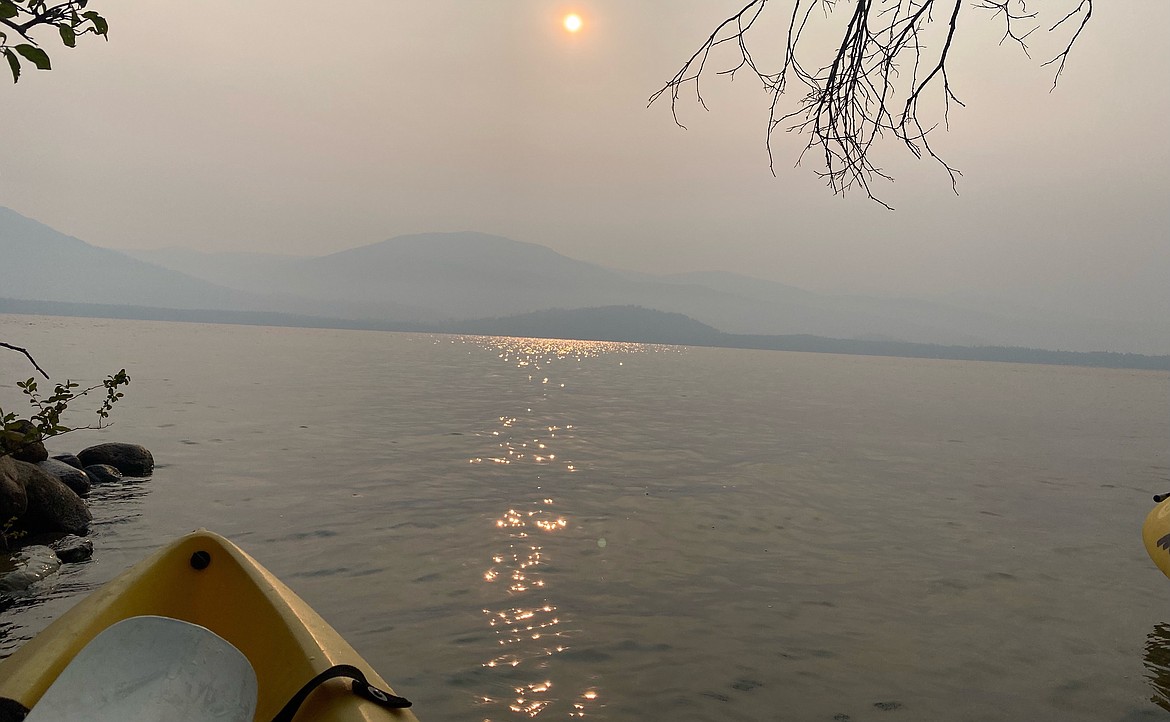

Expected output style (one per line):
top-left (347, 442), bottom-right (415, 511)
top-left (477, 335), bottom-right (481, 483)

top-left (1, 313), bottom-right (1168, 721)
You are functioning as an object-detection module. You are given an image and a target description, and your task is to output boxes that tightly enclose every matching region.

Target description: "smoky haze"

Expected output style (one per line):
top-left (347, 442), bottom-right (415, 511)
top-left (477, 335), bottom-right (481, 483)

top-left (1, 1), bottom-right (1167, 349)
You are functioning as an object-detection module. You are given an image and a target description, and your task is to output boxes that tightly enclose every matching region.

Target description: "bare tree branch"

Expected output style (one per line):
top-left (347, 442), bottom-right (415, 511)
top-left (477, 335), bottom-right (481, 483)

top-left (1042, 0), bottom-right (1092, 88)
top-left (650, 0), bottom-right (1093, 208)
top-left (0, 341), bottom-right (50, 379)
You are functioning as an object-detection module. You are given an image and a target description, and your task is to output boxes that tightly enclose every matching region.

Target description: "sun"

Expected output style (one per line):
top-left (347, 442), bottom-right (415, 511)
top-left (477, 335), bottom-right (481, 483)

top-left (563, 13), bottom-right (583, 33)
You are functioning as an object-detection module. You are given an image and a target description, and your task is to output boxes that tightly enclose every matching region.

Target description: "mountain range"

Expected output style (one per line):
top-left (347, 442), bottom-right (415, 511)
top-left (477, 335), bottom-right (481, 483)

top-left (1, 206), bottom-right (1166, 356)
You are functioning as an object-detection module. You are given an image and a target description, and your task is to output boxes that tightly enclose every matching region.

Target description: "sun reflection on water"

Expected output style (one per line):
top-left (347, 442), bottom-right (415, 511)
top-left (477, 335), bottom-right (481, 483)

top-left (469, 415), bottom-right (577, 471)
top-left (479, 500), bottom-right (580, 717)
top-left (467, 337), bottom-right (653, 719)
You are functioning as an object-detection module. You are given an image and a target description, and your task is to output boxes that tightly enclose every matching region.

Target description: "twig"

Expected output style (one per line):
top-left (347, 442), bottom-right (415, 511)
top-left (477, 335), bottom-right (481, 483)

top-left (0, 341), bottom-right (51, 379)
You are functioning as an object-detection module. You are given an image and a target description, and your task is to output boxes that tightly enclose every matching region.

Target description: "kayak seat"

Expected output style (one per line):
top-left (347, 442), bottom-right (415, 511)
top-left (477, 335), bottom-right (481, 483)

top-left (10, 614), bottom-right (411, 722)
top-left (23, 615), bottom-right (258, 722)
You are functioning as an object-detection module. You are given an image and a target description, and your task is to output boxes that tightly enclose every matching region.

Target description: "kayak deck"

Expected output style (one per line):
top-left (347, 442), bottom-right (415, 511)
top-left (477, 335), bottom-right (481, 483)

top-left (0, 530), bottom-right (419, 722)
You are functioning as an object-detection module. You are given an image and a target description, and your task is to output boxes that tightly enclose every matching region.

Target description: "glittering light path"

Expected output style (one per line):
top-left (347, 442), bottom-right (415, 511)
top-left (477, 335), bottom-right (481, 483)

top-left (468, 337), bottom-right (665, 719)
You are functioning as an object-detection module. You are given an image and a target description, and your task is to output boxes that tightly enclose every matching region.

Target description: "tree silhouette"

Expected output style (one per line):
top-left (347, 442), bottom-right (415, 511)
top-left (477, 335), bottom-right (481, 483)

top-left (1, 0), bottom-right (108, 82)
top-left (650, 0), bottom-right (1092, 208)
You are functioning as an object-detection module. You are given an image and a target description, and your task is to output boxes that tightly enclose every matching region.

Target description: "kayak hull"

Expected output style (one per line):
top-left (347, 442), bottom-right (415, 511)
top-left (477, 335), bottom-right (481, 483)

top-left (0, 530), bottom-right (419, 722)
top-left (1144, 498), bottom-right (1170, 580)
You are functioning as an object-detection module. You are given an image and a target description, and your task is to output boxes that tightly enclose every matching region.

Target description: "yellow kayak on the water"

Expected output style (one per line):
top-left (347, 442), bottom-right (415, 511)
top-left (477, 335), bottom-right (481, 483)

top-left (1143, 494), bottom-right (1170, 580)
top-left (0, 530), bottom-right (419, 722)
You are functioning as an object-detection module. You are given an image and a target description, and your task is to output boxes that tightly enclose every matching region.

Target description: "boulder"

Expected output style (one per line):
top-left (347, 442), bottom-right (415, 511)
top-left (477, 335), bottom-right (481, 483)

top-left (0, 420), bottom-right (47, 463)
top-left (49, 534), bottom-right (94, 563)
top-left (51, 453), bottom-right (83, 470)
top-left (0, 544), bottom-right (61, 593)
top-left (37, 458), bottom-right (91, 497)
top-left (84, 464), bottom-right (123, 484)
top-left (78, 443), bottom-right (154, 476)
top-left (0, 455), bottom-right (28, 523)
top-left (21, 532), bottom-right (94, 562)
top-left (14, 460), bottom-right (91, 536)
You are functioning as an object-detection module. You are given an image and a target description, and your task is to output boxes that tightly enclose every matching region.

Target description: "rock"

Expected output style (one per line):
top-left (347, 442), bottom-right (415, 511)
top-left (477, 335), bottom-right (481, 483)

top-left (13, 460), bottom-right (91, 536)
top-left (84, 463), bottom-right (123, 484)
top-left (0, 544), bottom-right (61, 593)
top-left (0, 456), bottom-right (29, 523)
top-left (36, 458), bottom-right (91, 497)
top-left (0, 420), bottom-right (47, 463)
top-left (49, 534), bottom-right (94, 563)
top-left (78, 443), bottom-right (154, 476)
top-left (51, 453), bottom-right (83, 470)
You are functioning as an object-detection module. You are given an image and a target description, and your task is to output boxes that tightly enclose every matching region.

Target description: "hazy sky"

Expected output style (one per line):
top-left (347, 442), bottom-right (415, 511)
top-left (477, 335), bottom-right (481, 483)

top-left (3, 1), bottom-right (1168, 327)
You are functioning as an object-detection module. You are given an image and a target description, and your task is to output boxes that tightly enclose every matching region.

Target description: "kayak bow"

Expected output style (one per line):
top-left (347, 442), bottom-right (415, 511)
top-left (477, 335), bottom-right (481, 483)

top-left (0, 530), bottom-right (419, 722)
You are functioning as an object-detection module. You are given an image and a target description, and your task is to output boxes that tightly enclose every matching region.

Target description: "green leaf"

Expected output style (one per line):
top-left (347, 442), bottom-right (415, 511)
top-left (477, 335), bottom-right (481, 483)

top-left (0, 1), bottom-right (18, 20)
top-left (58, 24), bottom-right (76, 48)
top-left (14, 44), bottom-right (50, 70)
top-left (82, 11), bottom-right (107, 36)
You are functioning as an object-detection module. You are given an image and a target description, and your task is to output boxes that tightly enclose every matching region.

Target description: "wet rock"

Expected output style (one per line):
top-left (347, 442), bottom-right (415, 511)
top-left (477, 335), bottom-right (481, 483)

top-left (0, 455), bottom-right (29, 523)
top-left (37, 458), bottom-right (91, 497)
top-left (84, 463), bottom-right (123, 484)
top-left (0, 420), bottom-right (47, 463)
top-left (78, 443), bottom-right (154, 476)
top-left (52, 453), bottom-right (83, 470)
top-left (0, 544), bottom-right (61, 593)
top-left (49, 534), bottom-right (94, 563)
top-left (14, 460), bottom-right (91, 536)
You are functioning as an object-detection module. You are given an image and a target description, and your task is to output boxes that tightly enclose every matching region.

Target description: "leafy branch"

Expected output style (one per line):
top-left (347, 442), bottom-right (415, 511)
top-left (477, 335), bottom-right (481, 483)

top-left (0, 0), bottom-right (108, 83)
top-left (1, 345), bottom-right (130, 459)
top-left (1, 515), bottom-right (26, 551)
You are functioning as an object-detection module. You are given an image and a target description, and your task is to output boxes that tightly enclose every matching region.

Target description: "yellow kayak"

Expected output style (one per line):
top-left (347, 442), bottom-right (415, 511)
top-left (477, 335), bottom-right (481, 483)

top-left (1144, 495), bottom-right (1170, 580)
top-left (0, 530), bottom-right (420, 722)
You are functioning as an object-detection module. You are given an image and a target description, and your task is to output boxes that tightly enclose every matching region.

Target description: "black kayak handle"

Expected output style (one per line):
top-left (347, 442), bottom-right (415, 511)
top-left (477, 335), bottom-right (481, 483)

top-left (270, 664), bottom-right (411, 722)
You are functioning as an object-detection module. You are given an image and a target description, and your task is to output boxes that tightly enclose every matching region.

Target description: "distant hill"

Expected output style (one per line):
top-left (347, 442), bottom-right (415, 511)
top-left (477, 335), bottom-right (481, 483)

top-left (4, 206), bottom-right (1167, 353)
top-left (0, 209), bottom-right (432, 321)
top-left (0, 297), bottom-right (426, 333)
top-left (447, 305), bottom-right (726, 346)
top-left (120, 247), bottom-right (306, 294)
top-left (644, 270), bottom-right (1162, 354)
top-left (443, 306), bottom-right (1170, 370)
top-left (129, 232), bottom-right (994, 342)
top-left (4, 298), bottom-right (1166, 370)
top-left (120, 230), bottom-right (1164, 353)
top-left (0, 207), bottom-right (267, 312)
